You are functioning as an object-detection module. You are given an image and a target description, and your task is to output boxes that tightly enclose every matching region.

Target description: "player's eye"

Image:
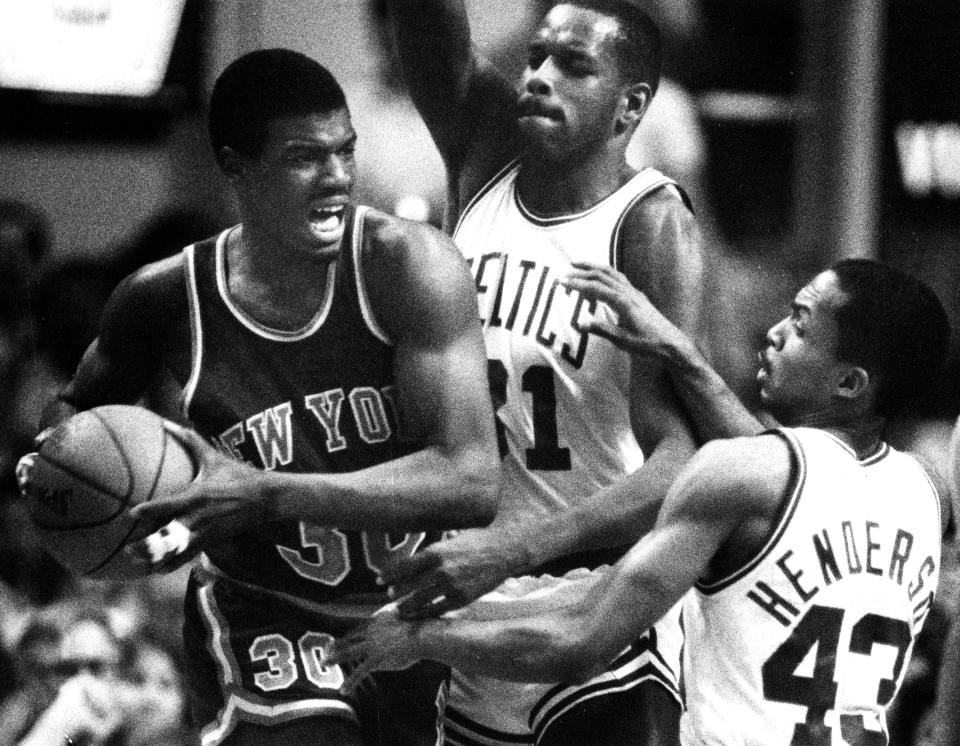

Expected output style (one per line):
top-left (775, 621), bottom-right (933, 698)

top-left (528, 49), bottom-right (547, 69)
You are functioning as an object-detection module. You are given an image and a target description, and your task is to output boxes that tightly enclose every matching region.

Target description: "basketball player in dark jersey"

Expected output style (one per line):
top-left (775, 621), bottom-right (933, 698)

top-left (381, 2), bottom-right (702, 743)
top-left (29, 49), bottom-right (500, 746)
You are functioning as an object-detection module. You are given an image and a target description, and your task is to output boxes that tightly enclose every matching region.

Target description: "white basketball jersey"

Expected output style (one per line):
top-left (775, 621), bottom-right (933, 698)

top-left (453, 160), bottom-right (684, 519)
top-left (681, 427), bottom-right (942, 746)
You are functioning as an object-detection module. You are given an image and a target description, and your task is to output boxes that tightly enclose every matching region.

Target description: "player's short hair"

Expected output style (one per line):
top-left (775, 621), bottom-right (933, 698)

top-left (830, 258), bottom-right (950, 418)
top-left (208, 48), bottom-right (348, 157)
top-left (553, 0), bottom-right (662, 94)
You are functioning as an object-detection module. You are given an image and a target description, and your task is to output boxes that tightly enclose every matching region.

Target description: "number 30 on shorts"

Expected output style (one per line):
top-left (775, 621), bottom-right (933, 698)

top-left (249, 631), bottom-right (344, 693)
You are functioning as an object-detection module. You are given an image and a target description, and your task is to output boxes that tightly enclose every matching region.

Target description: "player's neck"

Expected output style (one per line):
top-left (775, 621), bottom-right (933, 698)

top-left (225, 225), bottom-right (334, 330)
top-left (794, 410), bottom-right (886, 460)
top-left (517, 150), bottom-right (635, 217)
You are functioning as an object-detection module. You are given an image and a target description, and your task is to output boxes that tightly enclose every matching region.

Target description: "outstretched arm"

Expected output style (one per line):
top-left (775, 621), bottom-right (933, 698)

top-left (386, 0), bottom-right (518, 202)
top-left (332, 436), bottom-right (784, 683)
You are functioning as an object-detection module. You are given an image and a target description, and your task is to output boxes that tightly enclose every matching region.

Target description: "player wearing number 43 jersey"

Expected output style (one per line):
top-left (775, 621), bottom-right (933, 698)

top-left (332, 259), bottom-right (952, 746)
top-left (33, 49), bottom-right (500, 746)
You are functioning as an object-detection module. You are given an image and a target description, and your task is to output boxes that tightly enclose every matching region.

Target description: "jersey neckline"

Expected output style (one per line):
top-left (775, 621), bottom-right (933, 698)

top-left (214, 225), bottom-right (338, 342)
top-left (513, 166), bottom-right (659, 227)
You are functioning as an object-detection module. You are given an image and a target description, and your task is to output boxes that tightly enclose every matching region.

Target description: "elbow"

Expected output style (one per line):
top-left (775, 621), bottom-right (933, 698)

top-left (439, 438), bottom-right (502, 529)
top-left (540, 635), bottom-right (604, 683)
top-left (449, 447), bottom-right (502, 528)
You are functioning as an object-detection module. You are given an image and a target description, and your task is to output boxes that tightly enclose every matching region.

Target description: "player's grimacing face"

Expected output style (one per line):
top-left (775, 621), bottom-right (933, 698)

top-left (518, 5), bottom-right (626, 158)
top-left (758, 271), bottom-right (849, 423)
top-left (238, 109), bottom-right (357, 257)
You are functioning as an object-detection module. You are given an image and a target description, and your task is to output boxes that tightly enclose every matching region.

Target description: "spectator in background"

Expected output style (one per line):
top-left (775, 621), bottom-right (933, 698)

top-left (0, 601), bottom-right (192, 746)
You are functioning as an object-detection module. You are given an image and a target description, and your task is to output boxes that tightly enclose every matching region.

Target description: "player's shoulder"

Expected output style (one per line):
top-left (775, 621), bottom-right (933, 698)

top-left (108, 253), bottom-right (188, 319)
top-left (897, 447), bottom-right (952, 534)
top-left (619, 180), bottom-right (697, 244)
top-left (359, 206), bottom-right (461, 267)
top-left (692, 433), bottom-right (794, 507)
top-left (357, 207), bottom-right (476, 338)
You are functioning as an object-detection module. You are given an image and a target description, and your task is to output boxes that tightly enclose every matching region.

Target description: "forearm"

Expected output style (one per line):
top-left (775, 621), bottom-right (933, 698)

top-left (663, 335), bottom-right (765, 441)
top-left (387, 0), bottom-right (474, 149)
top-left (267, 444), bottom-right (499, 532)
top-left (417, 613), bottom-right (584, 682)
top-left (511, 434), bottom-right (694, 571)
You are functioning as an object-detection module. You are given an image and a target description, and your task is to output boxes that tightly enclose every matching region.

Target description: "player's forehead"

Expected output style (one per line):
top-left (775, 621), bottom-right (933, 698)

top-left (534, 4), bottom-right (621, 56)
top-left (793, 270), bottom-right (845, 315)
top-left (263, 108), bottom-right (356, 152)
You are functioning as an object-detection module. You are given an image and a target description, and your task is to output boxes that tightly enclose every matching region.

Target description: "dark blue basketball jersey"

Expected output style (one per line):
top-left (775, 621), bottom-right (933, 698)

top-left (181, 206), bottom-right (429, 606)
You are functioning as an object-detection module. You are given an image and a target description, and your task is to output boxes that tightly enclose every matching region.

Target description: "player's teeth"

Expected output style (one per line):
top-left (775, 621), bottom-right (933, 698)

top-left (311, 209), bottom-right (342, 233)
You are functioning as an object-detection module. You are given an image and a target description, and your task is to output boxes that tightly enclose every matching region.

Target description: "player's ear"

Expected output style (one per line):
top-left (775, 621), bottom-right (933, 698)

top-left (836, 365), bottom-right (871, 402)
top-left (217, 146), bottom-right (245, 182)
top-left (615, 81), bottom-right (652, 135)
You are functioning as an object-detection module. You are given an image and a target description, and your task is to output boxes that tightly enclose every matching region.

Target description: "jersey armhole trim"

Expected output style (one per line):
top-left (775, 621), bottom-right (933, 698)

top-left (609, 175), bottom-right (681, 271)
top-left (181, 242), bottom-right (203, 419)
top-left (695, 428), bottom-right (806, 595)
top-left (453, 158), bottom-right (520, 238)
top-left (215, 227), bottom-right (337, 341)
top-left (352, 206), bottom-right (392, 345)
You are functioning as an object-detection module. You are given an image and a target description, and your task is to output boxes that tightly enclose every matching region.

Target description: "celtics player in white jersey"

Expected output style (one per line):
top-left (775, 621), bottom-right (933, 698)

top-left (383, 0), bottom-right (703, 743)
top-left (335, 258), bottom-right (952, 746)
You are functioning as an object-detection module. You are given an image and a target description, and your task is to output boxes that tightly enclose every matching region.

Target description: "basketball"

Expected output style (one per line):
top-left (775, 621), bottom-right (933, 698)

top-left (23, 405), bottom-right (196, 579)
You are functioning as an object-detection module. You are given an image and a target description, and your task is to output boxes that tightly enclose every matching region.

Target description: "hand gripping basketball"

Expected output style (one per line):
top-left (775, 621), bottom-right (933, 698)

top-left (125, 421), bottom-right (272, 572)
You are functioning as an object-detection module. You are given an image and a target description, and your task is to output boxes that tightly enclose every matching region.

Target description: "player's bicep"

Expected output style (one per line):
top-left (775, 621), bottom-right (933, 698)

top-left (619, 195), bottom-right (701, 449)
top-left (380, 234), bottom-right (496, 456)
top-left (622, 440), bottom-right (763, 594)
top-left (621, 193), bottom-right (704, 338)
top-left (393, 326), bottom-right (494, 455)
top-left (62, 271), bottom-right (168, 408)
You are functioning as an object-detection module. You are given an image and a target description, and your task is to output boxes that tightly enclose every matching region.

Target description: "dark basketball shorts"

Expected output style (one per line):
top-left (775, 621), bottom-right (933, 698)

top-left (183, 557), bottom-right (446, 746)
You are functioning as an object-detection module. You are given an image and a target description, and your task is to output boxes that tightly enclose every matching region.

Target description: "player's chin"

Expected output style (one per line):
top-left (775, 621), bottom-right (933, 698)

top-left (518, 120), bottom-right (568, 157)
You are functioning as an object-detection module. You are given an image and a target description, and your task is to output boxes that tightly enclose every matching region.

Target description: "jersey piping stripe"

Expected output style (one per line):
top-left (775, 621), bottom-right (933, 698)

top-left (443, 706), bottom-right (533, 745)
top-left (531, 663), bottom-right (681, 741)
top-left (453, 158), bottom-right (520, 238)
top-left (214, 226), bottom-right (338, 342)
top-left (695, 428), bottom-right (807, 595)
top-left (608, 176), bottom-right (679, 270)
top-left (817, 428), bottom-right (890, 465)
top-left (182, 241), bottom-right (204, 419)
top-left (351, 206), bottom-right (392, 345)
top-left (195, 556), bottom-right (357, 745)
top-left (514, 167), bottom-right (665, 227)
top-left (199, 693), bottom-right (356, 746)
top-left (915, 458), bottom-right (943, 535)
top-left (528, 634), bottom-right (680, 730)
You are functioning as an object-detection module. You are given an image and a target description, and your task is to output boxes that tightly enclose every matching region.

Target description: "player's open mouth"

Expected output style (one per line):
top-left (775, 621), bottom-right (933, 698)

top-left (517, 96), bottom-right (563, 121)
top-left (756, 351), bottom-right (770, 383)
top-left (309, 205), bottom-right (346, 242)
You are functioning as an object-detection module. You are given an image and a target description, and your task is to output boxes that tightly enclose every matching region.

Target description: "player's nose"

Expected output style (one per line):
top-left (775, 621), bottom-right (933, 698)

top-left (315, 154), bottom-right (352, 191)
top-left (524, 61), bottom-right (555, 96)
top-left (765, 320), bottom-right (786, 351)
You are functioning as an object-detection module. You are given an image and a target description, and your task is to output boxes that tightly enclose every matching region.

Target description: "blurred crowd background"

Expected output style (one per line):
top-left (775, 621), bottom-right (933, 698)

top-left (0, 1), bottom-right (958, 743)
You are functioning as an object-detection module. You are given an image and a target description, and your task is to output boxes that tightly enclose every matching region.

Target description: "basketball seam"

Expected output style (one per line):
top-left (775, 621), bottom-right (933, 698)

top-left (30, 457), bottom-right (129, 529)
top-left (85, 412), bottom-right (170, 575)
top-left (93, 408), bottom-right (138, 509)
